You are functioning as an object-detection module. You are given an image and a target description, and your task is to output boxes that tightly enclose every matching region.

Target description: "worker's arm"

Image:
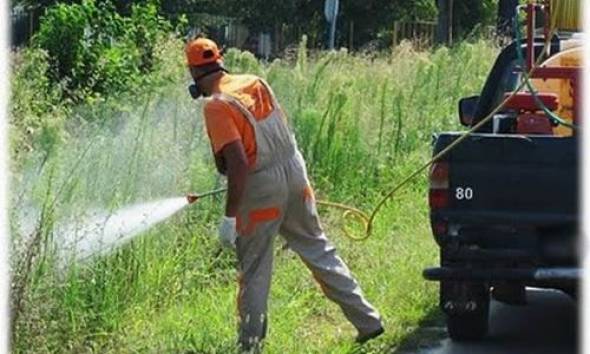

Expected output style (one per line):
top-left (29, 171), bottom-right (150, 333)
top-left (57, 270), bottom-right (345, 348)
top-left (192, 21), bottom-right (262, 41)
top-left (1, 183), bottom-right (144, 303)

top-left (213, 147), bottom-right (227, 175)
top-left (219, 140), bottom-right (249, 217)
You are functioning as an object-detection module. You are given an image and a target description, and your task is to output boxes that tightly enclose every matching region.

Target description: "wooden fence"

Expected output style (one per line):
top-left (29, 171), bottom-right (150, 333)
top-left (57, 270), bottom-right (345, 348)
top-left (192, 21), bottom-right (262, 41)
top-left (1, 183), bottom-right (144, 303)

top-left (392, 20), bottom-right (437, 49)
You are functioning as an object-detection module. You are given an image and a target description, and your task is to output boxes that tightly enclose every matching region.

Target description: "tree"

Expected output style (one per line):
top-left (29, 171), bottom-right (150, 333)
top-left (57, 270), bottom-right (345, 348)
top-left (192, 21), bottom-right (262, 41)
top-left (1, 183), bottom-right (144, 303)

top-left (437, 0), bottom-right (498, 45)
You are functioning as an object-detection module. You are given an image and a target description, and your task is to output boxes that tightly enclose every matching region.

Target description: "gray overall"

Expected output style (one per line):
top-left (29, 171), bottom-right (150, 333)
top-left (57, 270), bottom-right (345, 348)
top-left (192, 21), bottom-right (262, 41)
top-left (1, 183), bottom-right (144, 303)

top-left (208, 78), bottom-right (382, 351)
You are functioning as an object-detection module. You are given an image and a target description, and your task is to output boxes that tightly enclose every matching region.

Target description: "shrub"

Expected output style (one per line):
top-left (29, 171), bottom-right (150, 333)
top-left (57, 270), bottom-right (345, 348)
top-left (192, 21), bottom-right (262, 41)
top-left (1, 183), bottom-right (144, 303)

top-left (126, 2), bottom-right (172, 73)
top-left (33, 0), bottom-right (171, 101)
top-left (9, 48), bottom-right (68, 160)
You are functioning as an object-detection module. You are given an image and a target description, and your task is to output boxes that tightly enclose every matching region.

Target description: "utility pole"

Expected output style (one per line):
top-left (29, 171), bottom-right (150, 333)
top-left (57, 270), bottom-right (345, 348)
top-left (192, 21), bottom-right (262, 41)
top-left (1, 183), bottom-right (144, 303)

top-left (324, 0), bottom-right (339, 50)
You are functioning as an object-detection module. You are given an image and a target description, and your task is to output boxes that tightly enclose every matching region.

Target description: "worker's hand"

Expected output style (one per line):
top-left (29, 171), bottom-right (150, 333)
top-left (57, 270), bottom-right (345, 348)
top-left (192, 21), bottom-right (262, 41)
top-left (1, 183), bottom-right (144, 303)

top-left (218, 216), bottom-right (237, 249)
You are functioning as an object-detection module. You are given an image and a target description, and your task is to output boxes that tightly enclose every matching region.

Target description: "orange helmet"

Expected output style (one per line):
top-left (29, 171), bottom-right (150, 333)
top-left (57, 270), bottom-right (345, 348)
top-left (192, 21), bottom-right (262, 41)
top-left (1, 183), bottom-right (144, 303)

top-left (185, 38), bottom-right (223, 67)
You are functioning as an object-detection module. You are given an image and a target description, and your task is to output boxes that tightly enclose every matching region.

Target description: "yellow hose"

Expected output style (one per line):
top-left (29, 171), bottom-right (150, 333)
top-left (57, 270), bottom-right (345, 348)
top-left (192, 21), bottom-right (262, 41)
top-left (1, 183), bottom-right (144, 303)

top-left (317, 28), bottom-right (557, 242)
top-left (316, 200), bottom-right (370, 240)
top-left (550, 0), bottom-right (580, 31)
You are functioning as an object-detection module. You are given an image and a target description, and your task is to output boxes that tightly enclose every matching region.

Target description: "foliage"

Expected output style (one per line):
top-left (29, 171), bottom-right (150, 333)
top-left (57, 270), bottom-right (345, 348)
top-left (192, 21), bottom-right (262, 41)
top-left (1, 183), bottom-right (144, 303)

top-left (339, 0), bottom-right (437, 48)
top-left (127, 2), bottom-right (173, 72)
top-left (9, 0), bottom-right (179, 161)
top-left (198, 0), bottom-right (437, 48)
top-left (10, 16), bottom-right (183, 166)
top-left (453, 0), bottom-right (499, 37)
top-left (9, 48), bottom-right (68, 161)
top-left (33, 0), bottom-right (171, 101)
top-left (15, 0), bottom-right (507, 51)
top-left (164, 0), bottom-right (492, 48)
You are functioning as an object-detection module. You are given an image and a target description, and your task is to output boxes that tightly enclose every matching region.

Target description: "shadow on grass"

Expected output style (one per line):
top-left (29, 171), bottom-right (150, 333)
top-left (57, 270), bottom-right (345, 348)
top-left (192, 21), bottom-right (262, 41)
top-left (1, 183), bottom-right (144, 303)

top-left (344, 306), bottom-right (446, 354)
top-left (389, 307), bottom-right (446, 354)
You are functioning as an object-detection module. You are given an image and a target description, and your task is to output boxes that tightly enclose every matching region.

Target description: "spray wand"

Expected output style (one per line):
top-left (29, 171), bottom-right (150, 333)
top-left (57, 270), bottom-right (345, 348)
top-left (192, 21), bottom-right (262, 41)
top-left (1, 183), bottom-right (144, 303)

top-left (186, 188), bottom-right (227, 204)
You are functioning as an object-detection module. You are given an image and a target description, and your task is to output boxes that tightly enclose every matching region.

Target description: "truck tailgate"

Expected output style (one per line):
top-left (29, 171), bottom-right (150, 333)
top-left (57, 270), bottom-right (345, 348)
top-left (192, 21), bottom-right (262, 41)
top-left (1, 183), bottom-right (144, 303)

top-left (433, 133), bottom-right (578, 225)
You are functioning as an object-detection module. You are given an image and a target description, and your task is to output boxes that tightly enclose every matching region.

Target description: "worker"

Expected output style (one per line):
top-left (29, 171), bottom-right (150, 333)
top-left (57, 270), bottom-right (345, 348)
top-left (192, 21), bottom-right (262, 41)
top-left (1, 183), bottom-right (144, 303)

top-left (185, 37), bottom-right (384, 352)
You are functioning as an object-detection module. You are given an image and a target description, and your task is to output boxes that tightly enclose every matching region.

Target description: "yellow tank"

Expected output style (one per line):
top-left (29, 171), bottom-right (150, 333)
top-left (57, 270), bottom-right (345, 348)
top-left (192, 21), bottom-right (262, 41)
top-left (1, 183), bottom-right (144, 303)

top-left (530, 46), bottom-right (582, 136)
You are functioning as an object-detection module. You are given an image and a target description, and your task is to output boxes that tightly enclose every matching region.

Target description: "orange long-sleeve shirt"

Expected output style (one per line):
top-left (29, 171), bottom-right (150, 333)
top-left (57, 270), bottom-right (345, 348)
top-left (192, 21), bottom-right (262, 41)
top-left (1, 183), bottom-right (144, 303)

top-left (203, 74), bottom-right (274, 167)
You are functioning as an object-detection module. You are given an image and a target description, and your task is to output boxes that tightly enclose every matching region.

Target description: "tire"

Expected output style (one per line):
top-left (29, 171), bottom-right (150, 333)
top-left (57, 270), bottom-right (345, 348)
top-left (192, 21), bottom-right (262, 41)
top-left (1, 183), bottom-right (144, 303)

top-left (442, 280), bottom-right (490, 341)
top-left (446, 304), bottom-right (489, 341)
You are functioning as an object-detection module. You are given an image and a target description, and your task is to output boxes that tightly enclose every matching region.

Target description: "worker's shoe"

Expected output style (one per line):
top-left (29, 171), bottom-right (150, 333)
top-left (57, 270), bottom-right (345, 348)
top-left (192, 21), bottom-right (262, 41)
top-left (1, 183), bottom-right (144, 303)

top-left (355, 326), bottom-right (384, 344)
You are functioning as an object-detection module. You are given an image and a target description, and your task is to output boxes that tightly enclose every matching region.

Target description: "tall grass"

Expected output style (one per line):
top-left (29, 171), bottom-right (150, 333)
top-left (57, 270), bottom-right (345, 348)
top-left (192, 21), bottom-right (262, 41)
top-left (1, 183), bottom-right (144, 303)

top-left (10, 38), bottom-right (498, 353)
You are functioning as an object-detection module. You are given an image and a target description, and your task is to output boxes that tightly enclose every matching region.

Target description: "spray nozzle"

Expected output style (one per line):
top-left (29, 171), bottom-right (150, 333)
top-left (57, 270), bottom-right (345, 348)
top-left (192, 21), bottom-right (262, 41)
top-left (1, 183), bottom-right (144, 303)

top-left (186, 194), bottom-right (199, 204)
top-left (186, 188), bottom-right (228, 205)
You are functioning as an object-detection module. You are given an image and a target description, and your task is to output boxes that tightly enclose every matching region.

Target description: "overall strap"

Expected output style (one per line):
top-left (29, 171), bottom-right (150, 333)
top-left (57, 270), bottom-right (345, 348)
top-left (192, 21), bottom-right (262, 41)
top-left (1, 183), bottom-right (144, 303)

top-left (257, 78), bottom-right (283, 114)
top-left (210, 93), bottom-right (258, 128)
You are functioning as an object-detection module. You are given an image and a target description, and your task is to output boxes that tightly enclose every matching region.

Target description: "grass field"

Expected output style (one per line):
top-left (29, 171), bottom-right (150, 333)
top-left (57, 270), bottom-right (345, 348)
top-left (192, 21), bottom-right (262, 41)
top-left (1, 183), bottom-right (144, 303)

top-left (10, 38), bottom-right (498, 353)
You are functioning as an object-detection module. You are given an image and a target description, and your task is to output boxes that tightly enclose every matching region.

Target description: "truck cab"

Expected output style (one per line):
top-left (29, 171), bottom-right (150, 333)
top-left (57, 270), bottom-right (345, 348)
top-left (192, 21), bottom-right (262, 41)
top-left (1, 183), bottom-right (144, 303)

top-left (422, 2), bottom-right (582, 341)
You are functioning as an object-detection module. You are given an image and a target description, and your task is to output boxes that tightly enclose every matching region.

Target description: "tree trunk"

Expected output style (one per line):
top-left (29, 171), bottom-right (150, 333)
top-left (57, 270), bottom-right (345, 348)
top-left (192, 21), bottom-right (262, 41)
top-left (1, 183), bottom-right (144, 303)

top-left (497, 0), bottom-right (518, 37)
top-left (436, 0), bottom-right (453, 45)
top-left (273, 23), bottom-right (280, 56)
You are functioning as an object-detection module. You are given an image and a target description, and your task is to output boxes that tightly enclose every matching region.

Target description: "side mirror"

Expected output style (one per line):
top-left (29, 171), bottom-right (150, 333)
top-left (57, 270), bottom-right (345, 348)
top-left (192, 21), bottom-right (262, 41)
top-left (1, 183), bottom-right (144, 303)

top-left (458, 96), bottom-right (479, 126)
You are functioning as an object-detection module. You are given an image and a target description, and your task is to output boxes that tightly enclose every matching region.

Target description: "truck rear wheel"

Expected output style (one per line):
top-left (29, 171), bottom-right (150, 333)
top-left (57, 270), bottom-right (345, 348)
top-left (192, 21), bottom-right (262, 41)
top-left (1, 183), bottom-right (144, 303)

top-left (446, 303), bottom-right (489, 341)
top-left (442, 281), bottom-right (490, 341)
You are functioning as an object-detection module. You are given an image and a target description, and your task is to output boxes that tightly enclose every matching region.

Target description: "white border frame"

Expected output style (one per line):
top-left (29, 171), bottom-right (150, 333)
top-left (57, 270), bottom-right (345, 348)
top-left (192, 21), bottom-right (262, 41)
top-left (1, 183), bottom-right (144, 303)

top-left (0, 0), bottom-right (10, 353)
top-left (0, 2), bottom-right (587, 354)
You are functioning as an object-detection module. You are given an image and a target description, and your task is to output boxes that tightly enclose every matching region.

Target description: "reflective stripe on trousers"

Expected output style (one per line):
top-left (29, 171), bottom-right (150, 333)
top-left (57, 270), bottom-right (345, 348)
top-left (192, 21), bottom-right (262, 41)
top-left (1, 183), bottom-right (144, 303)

top-left (210, 79), bottom-right (382, 350)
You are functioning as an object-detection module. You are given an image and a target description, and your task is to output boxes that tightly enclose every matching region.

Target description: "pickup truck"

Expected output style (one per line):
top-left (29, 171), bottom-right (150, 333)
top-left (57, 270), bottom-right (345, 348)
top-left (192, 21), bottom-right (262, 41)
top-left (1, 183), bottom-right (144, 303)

top-left (422, 31), bottom-right (581, 341)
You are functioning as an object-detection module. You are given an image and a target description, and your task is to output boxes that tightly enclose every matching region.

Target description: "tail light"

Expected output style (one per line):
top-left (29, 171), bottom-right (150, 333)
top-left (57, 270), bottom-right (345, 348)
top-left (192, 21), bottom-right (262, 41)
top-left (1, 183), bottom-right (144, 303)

top-left (432, 221), bottom-right (448, 237)
top-left (429, 162), bottom-right (449, 209)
